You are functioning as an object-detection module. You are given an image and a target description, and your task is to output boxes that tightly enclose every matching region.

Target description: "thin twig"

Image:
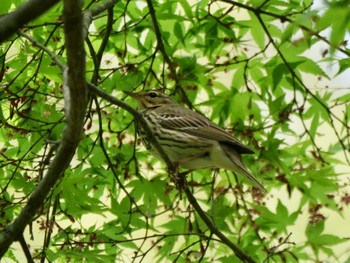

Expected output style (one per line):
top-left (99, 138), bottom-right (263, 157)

top-left (18, 235), bottom-right (34, 263)
top-left (220, 0), bottom-right (350, 57)
top-left (145, 0), bottom-right (192, 108)
top-left (18, 31), bottom-right (66, 71)
top-left (183, 186), bottom-right (256, 263)
top-left (254, 12), bottom-right (350, 164)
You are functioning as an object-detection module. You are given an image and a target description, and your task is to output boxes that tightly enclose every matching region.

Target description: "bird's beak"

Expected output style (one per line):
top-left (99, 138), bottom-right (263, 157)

top-left (123, 90), bottom-right (138, 99)
top-left (124, 90), bottom-right (145, 109)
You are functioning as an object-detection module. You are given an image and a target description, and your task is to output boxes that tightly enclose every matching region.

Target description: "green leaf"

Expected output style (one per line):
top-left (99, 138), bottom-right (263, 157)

top-left (336, 58), bottom-right (350, 76)
top-left (306, 221), bottom-right (324, 241)
top-left (179, 0), bottom-right (193, 20)
top-left (249, 14), bottom-right (265, 50)
top-left (0, 0), bottom-right (13, 13)
top-left (318, 2), bottom-right (350, 48)
top-left (298, 57), bottom-right (329, 78)
top-left (174, 22), bottom-right (184, 43)
top-left (254, 200), bottom-right (298, 233)
top-left (272, 63), bottom-right (288, 89)
top-left (161, 216), bottom-right (187, 234)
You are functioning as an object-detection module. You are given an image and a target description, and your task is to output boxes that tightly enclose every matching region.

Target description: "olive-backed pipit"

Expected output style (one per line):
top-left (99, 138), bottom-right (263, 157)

top-left (125, 90), bottom-right (266, 193)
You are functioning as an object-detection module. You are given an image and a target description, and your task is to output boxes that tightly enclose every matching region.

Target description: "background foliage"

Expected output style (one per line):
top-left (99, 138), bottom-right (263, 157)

top-left (1, 0), bottom-right (350, 262)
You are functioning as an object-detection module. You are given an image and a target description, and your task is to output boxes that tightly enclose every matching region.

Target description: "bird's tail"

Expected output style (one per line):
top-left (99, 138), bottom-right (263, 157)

top-left (220, 143), bottom-right (267, 193)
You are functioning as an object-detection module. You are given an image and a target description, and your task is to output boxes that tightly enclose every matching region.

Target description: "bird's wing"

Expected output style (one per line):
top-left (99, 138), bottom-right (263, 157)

top-left (155, 107), bottom-right (254, 154)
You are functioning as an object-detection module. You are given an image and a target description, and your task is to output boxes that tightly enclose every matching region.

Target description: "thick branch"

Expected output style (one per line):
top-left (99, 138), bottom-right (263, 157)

top-left (63, 0), bottom-right (87, 140)
top-left (0, 0), bottom-right (59, 43)
top-left (0, 0), bottom-right (87, 257)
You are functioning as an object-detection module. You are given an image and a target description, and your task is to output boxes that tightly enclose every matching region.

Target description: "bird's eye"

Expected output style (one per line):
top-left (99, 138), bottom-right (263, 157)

top-left (148, 92), bottom-right (158, 98)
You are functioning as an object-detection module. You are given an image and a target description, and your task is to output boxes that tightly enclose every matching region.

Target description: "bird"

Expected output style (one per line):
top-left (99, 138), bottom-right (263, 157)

top-left (124, 89), bottom-right (266, 193)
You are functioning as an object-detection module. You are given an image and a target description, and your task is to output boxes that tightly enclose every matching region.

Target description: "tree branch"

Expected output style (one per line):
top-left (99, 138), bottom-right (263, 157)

top-left (183, 186), bottom-right (256, 263)
top-left (62, 0), bottom-right (87, 141)
top-left (18, 31), bottom-right (66, 71)
top-left (217, 0), bottom-right (350, 164)
top-left (0, 0), bottom-right (87, 257)
top-left (83, 0), bottom-right (119, 39)
top-left (0, 0), bottom-right (59, 43)
top-left (87, 83), bottom-right (176, 172)
top-left (18, 235), bottom-right (34, 263)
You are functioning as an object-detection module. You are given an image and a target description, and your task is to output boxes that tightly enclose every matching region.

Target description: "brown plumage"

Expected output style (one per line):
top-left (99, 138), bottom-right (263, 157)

top-left (125, 90), bottom-right (266, 193)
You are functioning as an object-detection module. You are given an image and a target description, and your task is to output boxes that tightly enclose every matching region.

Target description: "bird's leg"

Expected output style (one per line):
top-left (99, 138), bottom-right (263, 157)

top-left (168, 152), bottom-right (209, 192)
top-left (176, 169), bottom-right (187, 191)
top-left (166, 162), bottom-right (188, 195)
top-left (166, 161), bottom-right (178, 183)
top-left (171, 152), bottom-right (210, 190)
top-left (168, 161), bottom-right (183, 192)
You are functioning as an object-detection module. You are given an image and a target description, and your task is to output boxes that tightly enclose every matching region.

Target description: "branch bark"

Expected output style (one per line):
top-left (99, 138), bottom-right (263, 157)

top-left (0, 0), bottom-right (59, 43)
top-left (0, 0), bottom-right (87, 257)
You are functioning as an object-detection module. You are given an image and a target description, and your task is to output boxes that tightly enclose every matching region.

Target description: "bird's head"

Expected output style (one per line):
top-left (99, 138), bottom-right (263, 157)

top-left (124, 90), bottom-right (178, 110)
